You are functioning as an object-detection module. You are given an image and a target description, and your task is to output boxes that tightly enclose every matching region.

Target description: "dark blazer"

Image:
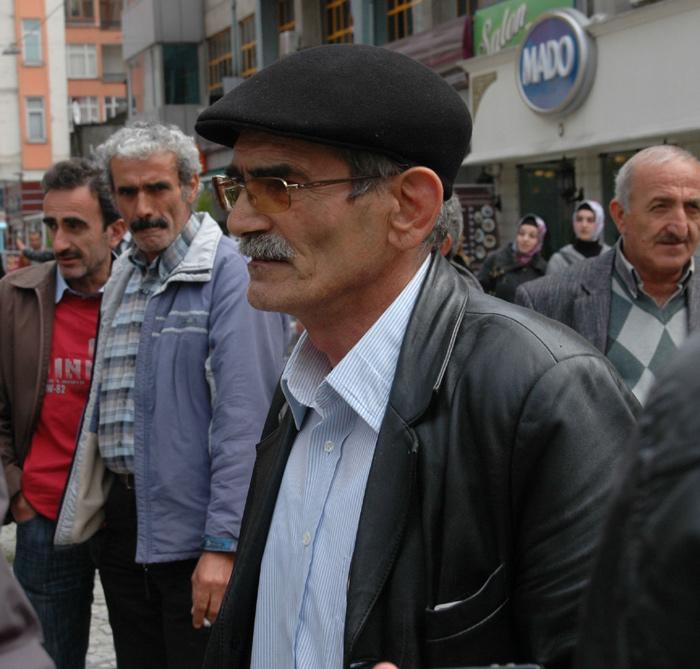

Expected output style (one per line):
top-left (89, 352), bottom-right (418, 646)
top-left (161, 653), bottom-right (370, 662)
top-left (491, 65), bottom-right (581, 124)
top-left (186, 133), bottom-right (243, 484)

top-left (514, 249), bottom-right (700, 352)
top-left (477, 244), bottom-right (548, 303)
top-left (576, 330), bottom-right (700, 669)
top-left (204, 254), bottom-right (638, 669)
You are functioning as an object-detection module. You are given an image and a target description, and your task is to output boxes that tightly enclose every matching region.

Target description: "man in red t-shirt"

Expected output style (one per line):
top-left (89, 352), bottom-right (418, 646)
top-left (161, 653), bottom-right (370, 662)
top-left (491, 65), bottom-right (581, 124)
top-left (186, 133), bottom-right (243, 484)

top-left (0, 159), bottom-right (125, 669)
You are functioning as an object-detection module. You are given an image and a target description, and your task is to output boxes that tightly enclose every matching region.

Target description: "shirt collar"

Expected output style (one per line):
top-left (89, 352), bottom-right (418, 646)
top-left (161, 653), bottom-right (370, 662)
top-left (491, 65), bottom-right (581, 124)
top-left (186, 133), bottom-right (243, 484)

top-left (282, 255), bottom-right (431, 433)
top-left (54, 263), bottom-right (107, 304)
top-left (129, 213), bottom-right (200, 279)
top-left (614, 238), bottom-right (694, 301)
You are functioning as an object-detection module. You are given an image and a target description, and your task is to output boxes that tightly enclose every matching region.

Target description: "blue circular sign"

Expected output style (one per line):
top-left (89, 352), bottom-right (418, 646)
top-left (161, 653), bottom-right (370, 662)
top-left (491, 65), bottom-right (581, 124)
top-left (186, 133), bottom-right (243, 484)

top-left (516, 9), bottom-right (596, 115)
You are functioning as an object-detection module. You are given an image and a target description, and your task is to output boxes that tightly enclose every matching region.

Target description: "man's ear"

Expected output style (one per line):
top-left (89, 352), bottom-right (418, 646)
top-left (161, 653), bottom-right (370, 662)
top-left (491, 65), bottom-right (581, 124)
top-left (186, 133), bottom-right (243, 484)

top-left (387, 167), bottom-right (443, 252)
top-left (609, 199), bottom-right (626, 236)
top-left (185, 173), bottom-right (201, 205)
top-left (107, 218), bottom-right (127, 250)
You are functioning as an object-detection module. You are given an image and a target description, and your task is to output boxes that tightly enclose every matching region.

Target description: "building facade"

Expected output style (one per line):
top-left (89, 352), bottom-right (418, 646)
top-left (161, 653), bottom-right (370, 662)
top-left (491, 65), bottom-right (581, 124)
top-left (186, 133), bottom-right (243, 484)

top-left (0, 0), bottom-right (126, 259)
top-left (119, 0), bottom-right (688, 263)
top-left (460, 0), bottom-right (700, 259)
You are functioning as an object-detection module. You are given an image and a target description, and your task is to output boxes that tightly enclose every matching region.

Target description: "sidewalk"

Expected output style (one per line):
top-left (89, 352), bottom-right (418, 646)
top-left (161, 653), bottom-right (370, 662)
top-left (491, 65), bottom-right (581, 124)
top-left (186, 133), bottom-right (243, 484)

top-left (1, 524), bottom-right (116, 668)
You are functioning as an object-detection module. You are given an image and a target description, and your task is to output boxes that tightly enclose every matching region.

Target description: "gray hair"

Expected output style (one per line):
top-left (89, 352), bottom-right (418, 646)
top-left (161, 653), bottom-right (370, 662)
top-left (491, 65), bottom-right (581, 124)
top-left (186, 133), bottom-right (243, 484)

top-left (430, 193), bottom-right (463, 257)
top-left (333, 147), bottom-right (452, 250)
top-left (615, 145), bottom-right (700, 209)
top-left (97, 121), bottom-right (201, 191)
top-left (334, 147), bottom-right (408, 198)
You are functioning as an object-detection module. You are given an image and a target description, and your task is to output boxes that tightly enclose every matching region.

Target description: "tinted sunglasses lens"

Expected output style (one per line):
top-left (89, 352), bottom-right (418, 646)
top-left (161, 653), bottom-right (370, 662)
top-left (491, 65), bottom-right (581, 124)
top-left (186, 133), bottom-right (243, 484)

top-left (247, 178), bottom-right (290, 213)
top-left (212, 178), bottom-right (239, 211)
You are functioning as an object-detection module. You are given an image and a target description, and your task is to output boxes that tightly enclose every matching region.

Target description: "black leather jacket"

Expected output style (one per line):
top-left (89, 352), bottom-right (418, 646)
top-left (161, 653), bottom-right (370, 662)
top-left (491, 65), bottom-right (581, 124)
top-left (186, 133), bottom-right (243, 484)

top-left (205, 254), bottom-right (637, 669)
top-left (576, 331), bottom-right (700, 669)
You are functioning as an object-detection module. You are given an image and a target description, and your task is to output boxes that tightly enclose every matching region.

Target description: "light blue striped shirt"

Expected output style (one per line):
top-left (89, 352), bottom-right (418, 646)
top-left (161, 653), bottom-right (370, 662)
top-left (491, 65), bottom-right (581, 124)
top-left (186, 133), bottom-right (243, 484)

top-left (251, 256), bottom-right (430, 669)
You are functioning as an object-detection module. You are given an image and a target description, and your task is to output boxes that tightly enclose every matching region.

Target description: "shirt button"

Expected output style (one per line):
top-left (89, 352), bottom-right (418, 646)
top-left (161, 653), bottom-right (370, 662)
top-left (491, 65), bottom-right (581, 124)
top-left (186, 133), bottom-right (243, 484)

top-left (324, 440), bottom-right (335, 453)
top-left (302, 531), bottom-right (311, 546)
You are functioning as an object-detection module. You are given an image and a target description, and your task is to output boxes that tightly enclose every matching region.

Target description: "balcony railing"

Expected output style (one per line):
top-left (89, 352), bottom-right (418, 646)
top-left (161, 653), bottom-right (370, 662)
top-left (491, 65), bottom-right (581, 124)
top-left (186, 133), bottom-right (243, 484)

top-left (102, 71), bottom-right (127, 83)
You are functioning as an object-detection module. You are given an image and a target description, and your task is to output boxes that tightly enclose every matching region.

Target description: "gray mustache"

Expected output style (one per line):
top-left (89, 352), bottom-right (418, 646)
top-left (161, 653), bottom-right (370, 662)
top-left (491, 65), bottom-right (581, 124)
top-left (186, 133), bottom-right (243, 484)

top-left (239, 233), bottom-right (294, 261)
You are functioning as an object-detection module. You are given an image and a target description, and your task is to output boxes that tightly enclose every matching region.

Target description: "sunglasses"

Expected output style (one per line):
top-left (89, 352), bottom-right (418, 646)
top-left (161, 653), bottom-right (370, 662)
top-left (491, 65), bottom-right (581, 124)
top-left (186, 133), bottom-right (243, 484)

top-left (211, 175), bottom-right (380, 214)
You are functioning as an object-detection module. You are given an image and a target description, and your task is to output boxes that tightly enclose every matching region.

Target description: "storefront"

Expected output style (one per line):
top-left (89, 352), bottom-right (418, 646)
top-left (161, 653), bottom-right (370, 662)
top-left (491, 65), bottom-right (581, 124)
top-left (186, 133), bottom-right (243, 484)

top-left (460, 0), bottom-right (700, 257)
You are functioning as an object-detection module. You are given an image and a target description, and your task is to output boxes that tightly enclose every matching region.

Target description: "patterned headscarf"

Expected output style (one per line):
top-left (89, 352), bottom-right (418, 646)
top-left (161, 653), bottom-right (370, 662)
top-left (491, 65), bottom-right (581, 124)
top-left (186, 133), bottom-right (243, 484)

top-left (513, 214), bottom-right (547, 264)
top-left (572, 200), bottom-right (605, 242)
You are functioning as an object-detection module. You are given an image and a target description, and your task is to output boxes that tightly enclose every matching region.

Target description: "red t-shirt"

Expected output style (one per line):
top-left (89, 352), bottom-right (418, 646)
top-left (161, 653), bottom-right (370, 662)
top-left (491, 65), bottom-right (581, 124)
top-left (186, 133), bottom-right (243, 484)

top-left (23, 292), bottom-right (100, 520)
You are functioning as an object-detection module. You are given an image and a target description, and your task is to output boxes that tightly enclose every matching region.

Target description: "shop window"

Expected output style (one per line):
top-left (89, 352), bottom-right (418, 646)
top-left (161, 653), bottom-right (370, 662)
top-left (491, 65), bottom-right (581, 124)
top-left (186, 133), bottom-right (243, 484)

top-left (67, 44), bottom-right (97, 78)
top-left (322, 0), bottom-right (354, 44)
top-left (386, 0), bottom-right (422, 42)
top-left (278, 0), bottom-right (295, 32)
top-left (26, 97), bottom-right (46, 142)
top-left (21, 19), bottom-right (42, 65)
top-left (104, 96), bottom-right (127, 119)
top-left (207, 29), bottom-right (233, 104)
top-left (163, 44), bottom-right (200, 104)
top-left (239, 15), bottom-right (257, 78)
top-left (67, 0), bottom-right (95, 23)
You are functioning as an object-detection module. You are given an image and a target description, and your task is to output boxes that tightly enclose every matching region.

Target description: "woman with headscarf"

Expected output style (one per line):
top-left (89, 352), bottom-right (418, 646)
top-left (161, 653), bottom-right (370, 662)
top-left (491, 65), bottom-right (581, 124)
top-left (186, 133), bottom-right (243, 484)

top-left (546, 199), bottom-right (611, 275)
top-left (477, 213), bottom-right (548, 303)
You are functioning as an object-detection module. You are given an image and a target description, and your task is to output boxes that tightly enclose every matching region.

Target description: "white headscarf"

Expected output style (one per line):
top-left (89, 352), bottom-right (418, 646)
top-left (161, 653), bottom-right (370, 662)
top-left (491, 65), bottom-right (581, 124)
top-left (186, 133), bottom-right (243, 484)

top-left (573, 200), bottom-right (605, 242)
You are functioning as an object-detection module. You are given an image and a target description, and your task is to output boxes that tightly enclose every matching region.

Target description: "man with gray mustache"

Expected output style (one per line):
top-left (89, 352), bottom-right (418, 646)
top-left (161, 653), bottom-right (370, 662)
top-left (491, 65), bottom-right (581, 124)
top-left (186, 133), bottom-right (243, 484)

top-left (517, 145), bottom-right (700, 404)
top-left (53, 122), bottom-right (288, 669)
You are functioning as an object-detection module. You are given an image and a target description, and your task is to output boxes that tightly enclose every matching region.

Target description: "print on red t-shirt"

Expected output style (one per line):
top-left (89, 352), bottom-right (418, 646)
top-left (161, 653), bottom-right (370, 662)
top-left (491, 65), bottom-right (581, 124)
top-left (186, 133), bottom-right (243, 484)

top-left (23, 292), bottom-right (101, 520)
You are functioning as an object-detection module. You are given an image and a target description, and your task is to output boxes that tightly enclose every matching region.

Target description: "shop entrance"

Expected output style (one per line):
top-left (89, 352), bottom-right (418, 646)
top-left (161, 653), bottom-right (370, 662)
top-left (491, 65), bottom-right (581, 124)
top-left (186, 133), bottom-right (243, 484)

top-left (518, 161), bottom-right (575, 259)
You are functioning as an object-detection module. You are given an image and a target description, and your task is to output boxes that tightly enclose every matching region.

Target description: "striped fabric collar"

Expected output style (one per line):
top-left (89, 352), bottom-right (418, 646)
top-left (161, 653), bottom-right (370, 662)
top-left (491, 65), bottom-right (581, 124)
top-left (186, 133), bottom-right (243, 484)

top-left (282, 255), bottom-right (430, 434)
top-left (128, 213), bottom-right (201, 280)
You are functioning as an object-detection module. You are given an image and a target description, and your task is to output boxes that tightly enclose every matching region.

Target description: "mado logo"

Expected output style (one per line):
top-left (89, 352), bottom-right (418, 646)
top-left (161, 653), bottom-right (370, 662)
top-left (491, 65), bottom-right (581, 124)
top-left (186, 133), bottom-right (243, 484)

top-left (517, 9), bottom-right (596, 115)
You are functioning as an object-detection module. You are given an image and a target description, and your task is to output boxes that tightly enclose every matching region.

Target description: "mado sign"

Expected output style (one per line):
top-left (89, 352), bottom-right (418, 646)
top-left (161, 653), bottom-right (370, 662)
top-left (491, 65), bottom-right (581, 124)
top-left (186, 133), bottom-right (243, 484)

top-left (516, 9), bottom-right (596, 115)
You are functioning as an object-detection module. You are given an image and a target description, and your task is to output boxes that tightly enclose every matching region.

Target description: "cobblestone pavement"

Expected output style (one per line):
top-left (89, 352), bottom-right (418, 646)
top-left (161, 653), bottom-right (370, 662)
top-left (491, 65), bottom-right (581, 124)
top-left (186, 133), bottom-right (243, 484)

top-left (1, 523), bottom-right (117, 668)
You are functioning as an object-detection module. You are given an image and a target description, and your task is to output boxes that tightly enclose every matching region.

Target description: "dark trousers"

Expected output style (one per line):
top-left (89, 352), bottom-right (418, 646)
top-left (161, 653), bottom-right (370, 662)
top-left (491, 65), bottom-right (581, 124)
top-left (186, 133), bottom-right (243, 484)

top-left (14, 514), bottom-right (94, 669)
top-left (94, 476), bottom-right (210, 669)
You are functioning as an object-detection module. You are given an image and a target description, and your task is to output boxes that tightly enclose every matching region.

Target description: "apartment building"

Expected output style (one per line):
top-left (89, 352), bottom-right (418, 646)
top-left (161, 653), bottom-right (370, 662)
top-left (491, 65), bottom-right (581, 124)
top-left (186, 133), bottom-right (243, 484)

top-left (65, 0), bottom-right (127, 155)
top-left (0, 0), bottom-right (126, 255)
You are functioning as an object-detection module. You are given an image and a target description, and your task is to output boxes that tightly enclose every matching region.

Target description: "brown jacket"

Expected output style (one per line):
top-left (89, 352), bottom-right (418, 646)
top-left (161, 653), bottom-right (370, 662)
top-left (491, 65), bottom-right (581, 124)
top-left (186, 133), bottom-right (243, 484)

top-left (0, 262), bottom-right (57, 503)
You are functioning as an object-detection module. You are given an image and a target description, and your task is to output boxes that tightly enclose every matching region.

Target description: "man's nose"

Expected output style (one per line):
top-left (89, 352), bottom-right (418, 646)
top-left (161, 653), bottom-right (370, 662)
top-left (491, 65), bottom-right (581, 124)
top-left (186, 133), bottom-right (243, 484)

top-left (52, 226), bottom-right (70, 253)
top-left (668, 203), bottom-right (691, 237)
top-left (226, 195), bottom-right (269, 237)
top-left (134, 191), bottom-right (153, 220)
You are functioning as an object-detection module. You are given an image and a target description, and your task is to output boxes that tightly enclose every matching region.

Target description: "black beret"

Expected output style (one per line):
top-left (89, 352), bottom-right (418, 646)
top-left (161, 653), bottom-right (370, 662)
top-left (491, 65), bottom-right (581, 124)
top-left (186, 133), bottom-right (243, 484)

top-left (195, 44), bottom-right (471, 199)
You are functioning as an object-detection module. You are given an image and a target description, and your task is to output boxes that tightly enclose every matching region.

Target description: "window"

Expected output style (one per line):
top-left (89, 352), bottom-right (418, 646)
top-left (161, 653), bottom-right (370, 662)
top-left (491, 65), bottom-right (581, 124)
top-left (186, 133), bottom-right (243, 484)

top-left (207, 30), bottom-right (233, 103)
top-left (386, 0), bottom-right (422, 42)
top-left (99, 0), bottom-right (122, 28)
top-left (22, 19), bottom-right (42, 64)
top-left (71, 96), bottom-right (99, 124)
top-left (456, 0), bottom-right (476, 15)
top-left (104, 96), bottom-right (127, 119)
top-left (239, 15), bottom-right (257, 78)
top-left (278, 0), bottom-right (295, 32)
top-left (66, 0), bottom-right (95, 23)
top-left (26, 97), bottom-right (46, 141)
top-left (163, 44), bottom-right (200, 104)
top-left (322, 0), bottom-right (354, 44)
top-left (67, 44), bottom-right (97, 78)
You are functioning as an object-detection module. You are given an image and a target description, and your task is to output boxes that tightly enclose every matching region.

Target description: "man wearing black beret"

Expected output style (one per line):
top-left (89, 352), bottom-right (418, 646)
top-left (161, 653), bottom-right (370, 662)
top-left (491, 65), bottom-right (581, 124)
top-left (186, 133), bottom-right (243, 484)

top-left (196, 44), bottom-right (637, 669)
